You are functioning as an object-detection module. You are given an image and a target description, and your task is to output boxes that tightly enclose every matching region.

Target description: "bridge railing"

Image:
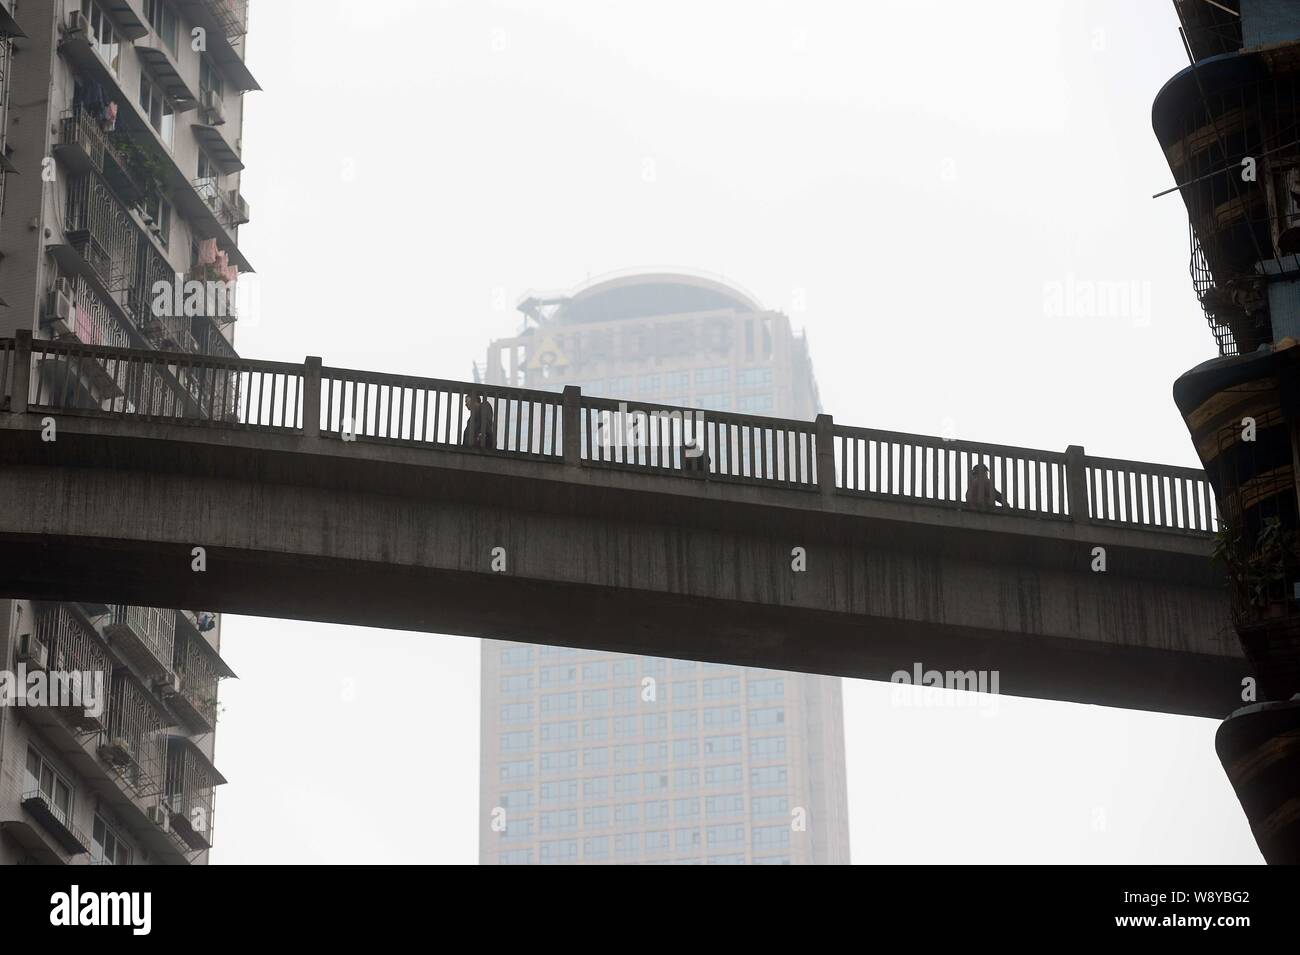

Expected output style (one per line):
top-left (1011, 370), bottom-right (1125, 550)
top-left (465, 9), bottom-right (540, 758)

top-left (833, 425), bottom-right (1072, 518)
top-left (17, 335), bottom-right (302, 431)
top-left (1084, 455), bottom-right (1218, 534)
top-left (0, 335), bottom-right (1218, 536)
top-left (578, 394), bottom-right (818, 488)
top-left (319, 365), bottom-right (563, 458)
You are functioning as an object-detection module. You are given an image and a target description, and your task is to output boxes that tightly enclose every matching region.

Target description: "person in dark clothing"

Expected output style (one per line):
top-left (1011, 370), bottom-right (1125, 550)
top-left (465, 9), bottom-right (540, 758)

top-left (965, 462), bottom-right (1006, 510)
top-left (682, 438), bottom-right (710, 475)
top-left (462, 391), bottom-right (496, 450)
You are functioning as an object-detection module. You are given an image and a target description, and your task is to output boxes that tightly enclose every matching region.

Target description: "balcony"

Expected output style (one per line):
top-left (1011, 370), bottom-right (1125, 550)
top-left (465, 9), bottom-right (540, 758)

top-left (133, 32), bottom-right (198, 112)
top-left (164, 737), bottom-right (226, 851)
top-left (54, 107), bottom-right (107, 175)
top-left (190, 176), bottom-right (248, 233)
top-left (64, 175), bottom-right (138, 292)
top-left (99, 670), bottom-right (172, 799)
top-left (175, 0), bottom-right (259, 90)
top-left (20, 790), bottom-right (90, 855)
top-left (34, 603), bottom-right (113, 733)
top-left (170, 622), bottom-right (235, 733)
top-left (104, 605), bottom-right (175, 680)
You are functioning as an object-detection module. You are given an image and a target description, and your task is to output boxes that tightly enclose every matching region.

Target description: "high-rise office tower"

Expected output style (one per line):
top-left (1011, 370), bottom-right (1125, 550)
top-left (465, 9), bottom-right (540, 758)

top-left (0, 0), bottom-right (256, 864)
top-left (478, 271), bottom-right (850, 864)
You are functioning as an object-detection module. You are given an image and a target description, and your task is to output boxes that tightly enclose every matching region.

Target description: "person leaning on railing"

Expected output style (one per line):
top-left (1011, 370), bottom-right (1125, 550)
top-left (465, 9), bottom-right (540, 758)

top-left (965, 462), bottom-right (1006, 510)
top-left (462, 391), bottom-right (497, 451)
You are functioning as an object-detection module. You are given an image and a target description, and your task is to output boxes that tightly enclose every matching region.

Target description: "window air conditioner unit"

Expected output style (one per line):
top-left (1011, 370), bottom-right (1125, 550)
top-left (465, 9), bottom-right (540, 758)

top-left (155, 672), bottom-right (182, 697)
top-left (65, 10), bottom-right (90, 36)
top-left (46, 286), bottom-right (75, 324)
top-left (148, 804), bottom-right (171, 830)
top-left (228, 190), bottom-right (249, 224)
top-left (201, 88), bottom-right (226, 126)
top-left (16, 633), bottom-right (48, 669)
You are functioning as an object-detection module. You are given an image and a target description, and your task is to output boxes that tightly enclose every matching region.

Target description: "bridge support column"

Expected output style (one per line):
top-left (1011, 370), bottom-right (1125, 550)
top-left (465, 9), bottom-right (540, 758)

top-left (1066, 444), bottom-right (1089, 523)
top-left (302, 356), bottom-right (322, 438)
top-left (816, 413), bottom-right (835, 498)
top-left (563, 385), bottom-right (581, 467)
top-left (11, 329), bottom-right (30, 415)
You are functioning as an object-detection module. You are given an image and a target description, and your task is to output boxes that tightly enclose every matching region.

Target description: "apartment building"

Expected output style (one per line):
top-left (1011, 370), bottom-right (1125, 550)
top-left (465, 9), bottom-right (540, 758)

top-left (0, 0), bottom-right (255, 864)
top-left (478, 272), bottom-right (851, 864)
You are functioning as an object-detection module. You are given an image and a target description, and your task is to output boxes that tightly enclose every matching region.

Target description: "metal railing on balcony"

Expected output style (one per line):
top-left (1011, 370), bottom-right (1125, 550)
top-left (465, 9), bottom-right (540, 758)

top-left (57, 107), bottom-right (107, 172)
top-left (200, 0), bottom-right (248, 38)
top-left (99, 671), bottom-right (169, 799)
top-left (191, 176), bottom-right (242, 233)
top-left (60, 275), bottom-right (132, 350)
top-left (170, 632), bottom-right (224, 731)
top-left (19, 790), bottom-right (90, 855)
top-left (105, 605), bottom-right (175, 677)
top-left (164, 738), bottom-right (222, 851)
top-left (33, 604), bottom-right (112, 730)
top-left (1, 336), bottom-right (1221, 537)
top-left (65, 175), bottom-right (137, 291)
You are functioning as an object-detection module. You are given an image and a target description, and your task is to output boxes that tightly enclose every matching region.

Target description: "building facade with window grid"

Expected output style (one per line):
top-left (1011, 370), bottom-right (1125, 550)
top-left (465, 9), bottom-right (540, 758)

top-left (479, 273), bottom-right (849, 864)
top-left (0, 0), bottom-right (254, 866)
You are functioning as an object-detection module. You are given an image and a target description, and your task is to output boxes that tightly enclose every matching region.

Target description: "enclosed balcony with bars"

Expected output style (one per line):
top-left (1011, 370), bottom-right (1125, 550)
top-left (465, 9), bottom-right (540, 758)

top-left (64, 174), bottom-right (138, 292)
top-left (34, 603), bottom-right (113, 733)
top-left (164, 737), bottom-right (225, 851)
top-left (104, 604), bottom-right (175, 680)
top-left (98, 670), bottom-right (171, 799)
top-left (169, 623), bottom-right (235, 733)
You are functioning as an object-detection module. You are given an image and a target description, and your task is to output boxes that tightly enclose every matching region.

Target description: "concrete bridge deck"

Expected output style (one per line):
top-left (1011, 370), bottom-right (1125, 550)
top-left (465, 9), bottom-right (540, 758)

top-left (0, 333), bottom-right (1242, 716)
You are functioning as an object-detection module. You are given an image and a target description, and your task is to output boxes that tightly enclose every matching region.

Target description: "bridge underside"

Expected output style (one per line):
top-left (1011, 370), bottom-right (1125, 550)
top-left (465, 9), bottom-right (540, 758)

top-left (0, 415), bottom-right (1244, 717)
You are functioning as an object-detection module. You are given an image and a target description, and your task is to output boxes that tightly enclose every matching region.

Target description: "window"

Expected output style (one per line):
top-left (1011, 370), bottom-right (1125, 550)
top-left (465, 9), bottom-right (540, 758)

top-left (500, 760), bottom-right (532, 782)
top-left (499, 731), bottom-right (532, 752)
top-left (197, 150), bottom-right (223, 189)
top-left (750, 765), bottom-right (788, 789)
top-left (694, 366), bottom-right (730, 389)
top-left (199, 57), bottom-right (225, 100)
top-left (737, 367), bottom-right (774, 389)
top-left (91, 815), bottom-right (131, 865)
top-left (752, 795), bottom-right (790, 818)
top-left (500, 646), bottom-right (533, 666)
top-left (500, 674), bottom-right (533, 694)
top-left (748, 678), bottom-right (785, 699)
top-left (500, 702), bottom-right (533, 723)
top-left (539, 721), bottom-right (577, 743)
top-left (81, 1), bottom-right (121, 73)
top-left (737, 394), bottom-right (774, 414)
top-left (24, 748), bottom-right (74, 827)
top-left (144, 0), bottom-right (178, 54)
top-left (143, 191), bottom-right (171, 248)
top-left (750, 736), bottom-right (787, 759)
top-left (753, 824), bottom-right (791, 849)
top-left (138, 74), bottom-right (176, 148)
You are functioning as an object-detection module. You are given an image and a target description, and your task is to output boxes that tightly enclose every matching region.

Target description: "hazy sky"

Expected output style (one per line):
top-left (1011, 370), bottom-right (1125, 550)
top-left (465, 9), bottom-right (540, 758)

top-left (209, 0), bottom-right (1261, 863)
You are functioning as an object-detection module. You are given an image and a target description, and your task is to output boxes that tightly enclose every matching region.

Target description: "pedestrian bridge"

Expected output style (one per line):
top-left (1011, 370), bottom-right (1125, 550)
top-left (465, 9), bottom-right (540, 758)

top-left (0, 333), bottom-right (1241, 717)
